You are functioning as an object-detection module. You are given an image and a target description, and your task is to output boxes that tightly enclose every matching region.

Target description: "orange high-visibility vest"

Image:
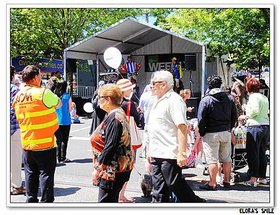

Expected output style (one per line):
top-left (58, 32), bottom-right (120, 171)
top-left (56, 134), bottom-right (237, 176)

top-left (13, 86), bottom-right (59, 151)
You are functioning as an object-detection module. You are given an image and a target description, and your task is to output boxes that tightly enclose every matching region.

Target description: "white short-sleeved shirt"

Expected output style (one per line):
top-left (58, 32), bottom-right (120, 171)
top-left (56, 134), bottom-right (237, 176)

top-left (148, 90), bottom-right (187, 159)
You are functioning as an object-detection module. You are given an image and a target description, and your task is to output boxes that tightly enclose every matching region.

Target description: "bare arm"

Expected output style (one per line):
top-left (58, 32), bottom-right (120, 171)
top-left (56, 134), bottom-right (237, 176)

top-left (68, 97), bottom-right (73, 112)
top-left (177, 123), bottom-right (188, 167)
top-left (55, 99), bottom-right (62, 109)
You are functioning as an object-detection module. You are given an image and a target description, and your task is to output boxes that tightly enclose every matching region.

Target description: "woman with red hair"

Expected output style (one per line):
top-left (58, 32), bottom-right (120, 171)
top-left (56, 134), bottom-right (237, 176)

top-left (239, 77), bottom-right (269, 187)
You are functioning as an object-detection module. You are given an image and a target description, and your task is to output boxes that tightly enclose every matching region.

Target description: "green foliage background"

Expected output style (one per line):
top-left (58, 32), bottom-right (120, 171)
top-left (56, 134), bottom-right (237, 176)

top-left (10, 8), bottom-right (270, 70)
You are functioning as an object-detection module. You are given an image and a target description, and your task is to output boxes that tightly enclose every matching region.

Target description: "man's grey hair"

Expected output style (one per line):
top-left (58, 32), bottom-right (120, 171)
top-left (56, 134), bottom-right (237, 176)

top-left (151, 70), bottom-right (174, 88)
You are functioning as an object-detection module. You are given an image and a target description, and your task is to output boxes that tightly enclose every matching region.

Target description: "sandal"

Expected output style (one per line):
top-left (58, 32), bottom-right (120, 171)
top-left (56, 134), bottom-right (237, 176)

top-left (199, 182), bottom-right (217, 191)
top-left (11, 186), bottom-right (26, 195)
top-left (222, 181), bottom-right (231, 189)
top-left (119, 197), bottom-right (135, 203)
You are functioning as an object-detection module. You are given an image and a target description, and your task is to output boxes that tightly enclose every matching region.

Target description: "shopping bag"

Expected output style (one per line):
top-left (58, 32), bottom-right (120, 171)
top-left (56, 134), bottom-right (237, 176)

top-left (128, 116), bottom-right (142, 150)
top-left (126, 100), bottom-right (142, 150)
top-left (232, 125), bottom-right (247, 149)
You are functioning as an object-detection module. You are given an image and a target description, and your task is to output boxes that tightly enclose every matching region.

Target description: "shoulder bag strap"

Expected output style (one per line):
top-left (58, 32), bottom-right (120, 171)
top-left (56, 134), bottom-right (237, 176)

top-left (126, 100), bottom-right (131, 122)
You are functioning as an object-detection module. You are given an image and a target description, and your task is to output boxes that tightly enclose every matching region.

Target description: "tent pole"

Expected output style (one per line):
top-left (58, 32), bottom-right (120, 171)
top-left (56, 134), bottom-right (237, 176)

top-left (201, 45), bottom-right (206, 98)
top-left (96, 54), bottom-right (99, 87)
top-left (63, 50), bottom-right (67, 80)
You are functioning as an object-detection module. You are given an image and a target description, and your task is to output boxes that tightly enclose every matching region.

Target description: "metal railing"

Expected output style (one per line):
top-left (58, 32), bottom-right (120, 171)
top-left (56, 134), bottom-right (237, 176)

top-left (73, 85), bottom-right (95, 98)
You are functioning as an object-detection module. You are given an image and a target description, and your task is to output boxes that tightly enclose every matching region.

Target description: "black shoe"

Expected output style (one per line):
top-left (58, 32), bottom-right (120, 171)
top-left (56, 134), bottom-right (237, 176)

top-left (233, 173), bottom-right (241, 182)
top-left (203, 167), bottom-right (209, 175)
top-left (196, 196), bottom-right (207, 203)
top-left (199, 182), bottom-right (217, 191)
top-left (223, 182), bottom-right (231, 189)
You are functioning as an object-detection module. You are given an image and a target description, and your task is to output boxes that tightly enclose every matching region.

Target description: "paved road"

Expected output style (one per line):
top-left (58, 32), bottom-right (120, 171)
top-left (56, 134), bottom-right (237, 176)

top-left (9, 117), bottom-right (273, 209)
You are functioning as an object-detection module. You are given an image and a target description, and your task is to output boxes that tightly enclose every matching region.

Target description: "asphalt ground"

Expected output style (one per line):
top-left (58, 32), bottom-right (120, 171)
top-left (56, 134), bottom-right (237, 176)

top-left (8, 117), bottom-right (274, 212)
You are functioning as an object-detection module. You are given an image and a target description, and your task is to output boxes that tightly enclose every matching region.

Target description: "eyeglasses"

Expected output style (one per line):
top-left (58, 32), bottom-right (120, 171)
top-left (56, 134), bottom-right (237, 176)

top-left (151, 81), bottom-right (164, 86)
top-left (98, 95), bottom-right (109, 99)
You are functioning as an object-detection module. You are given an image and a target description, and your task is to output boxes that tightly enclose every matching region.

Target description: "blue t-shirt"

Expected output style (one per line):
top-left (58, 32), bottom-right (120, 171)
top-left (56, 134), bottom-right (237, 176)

top-left (10, 83), bottom-right (20, 135)
top-left (56, 93), bottom-right (72, 125)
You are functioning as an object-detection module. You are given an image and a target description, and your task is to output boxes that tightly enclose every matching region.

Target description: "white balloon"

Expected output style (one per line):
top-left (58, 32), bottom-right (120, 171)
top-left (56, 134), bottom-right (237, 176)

top-left (83, 102), bottom-right (94, 113)
top-left (103, 47), bottom-right (122, 69)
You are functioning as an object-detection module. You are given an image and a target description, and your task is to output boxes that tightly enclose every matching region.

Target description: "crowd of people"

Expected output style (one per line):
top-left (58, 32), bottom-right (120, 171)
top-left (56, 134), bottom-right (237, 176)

top-left (10, 63), bottom-right (270, 203)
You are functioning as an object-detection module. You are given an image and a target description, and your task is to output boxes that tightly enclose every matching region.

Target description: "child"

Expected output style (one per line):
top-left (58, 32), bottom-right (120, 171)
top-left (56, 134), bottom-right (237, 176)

top-left (71, 102), bottom-right (80, 124)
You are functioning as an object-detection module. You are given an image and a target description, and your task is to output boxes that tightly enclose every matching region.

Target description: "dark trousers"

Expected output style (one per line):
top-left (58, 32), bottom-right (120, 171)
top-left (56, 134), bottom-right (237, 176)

top-left (246, 125), bottom-right (269, 178)
top-left (151, 157), bottom-right (200, 203)
top-left (98, 171), bottom-right (131, 202)
top-left (23, 147), bottom-right (56, 203)
top-left (55, 125), bottom-right (71, 162)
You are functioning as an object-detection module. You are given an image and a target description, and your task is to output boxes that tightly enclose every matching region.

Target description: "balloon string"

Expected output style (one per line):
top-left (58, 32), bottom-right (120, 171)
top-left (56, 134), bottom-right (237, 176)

top-left (115, 68), bottom-right (125, 79)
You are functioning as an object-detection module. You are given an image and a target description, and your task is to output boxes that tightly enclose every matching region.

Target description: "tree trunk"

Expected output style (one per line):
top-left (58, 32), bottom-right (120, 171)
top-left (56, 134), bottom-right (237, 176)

top-left (220, 57), bottom-right (227, 86)
top-left (258, 54), bottom-right (262, 80)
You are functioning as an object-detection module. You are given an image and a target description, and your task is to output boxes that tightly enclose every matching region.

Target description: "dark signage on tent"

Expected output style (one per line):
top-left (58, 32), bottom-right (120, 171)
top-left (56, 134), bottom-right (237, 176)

top-left (12, 57), bottom-right (64, 74)
top-left (185, 54), bottom-right (196, 71)
top-left (145, 54), bottom-right (196, 72)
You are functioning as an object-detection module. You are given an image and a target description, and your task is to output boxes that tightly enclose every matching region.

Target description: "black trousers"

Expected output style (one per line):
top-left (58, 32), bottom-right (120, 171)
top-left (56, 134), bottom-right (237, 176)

top-left (55, 125), bottom-right (71, 162)
top-left (23, 147), bottom-right (56, 203)
top-left (98, 171), bottom-right (131, 202)
top-left (246, 125), bottom-right (269, 178)
top-left (151, 157), bottom-right (200, 203)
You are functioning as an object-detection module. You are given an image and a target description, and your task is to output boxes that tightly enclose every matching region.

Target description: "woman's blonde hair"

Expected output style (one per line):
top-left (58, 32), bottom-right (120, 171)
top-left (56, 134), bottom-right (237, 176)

top-left (98, 84), bottom-right (123, 105)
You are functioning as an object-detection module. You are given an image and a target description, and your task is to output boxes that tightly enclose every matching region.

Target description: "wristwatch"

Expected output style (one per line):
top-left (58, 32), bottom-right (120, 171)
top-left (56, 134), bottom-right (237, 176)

top-left (178, 151), bottom-right (187, 156)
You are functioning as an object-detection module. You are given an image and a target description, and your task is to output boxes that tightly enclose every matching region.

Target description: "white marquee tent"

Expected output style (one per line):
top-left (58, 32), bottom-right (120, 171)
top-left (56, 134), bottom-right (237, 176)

top-left (64, 17), bottom-right (207, 97)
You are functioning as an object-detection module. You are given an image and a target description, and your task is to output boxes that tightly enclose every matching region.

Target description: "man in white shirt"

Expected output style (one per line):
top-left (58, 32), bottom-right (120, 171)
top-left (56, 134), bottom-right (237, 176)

top-left (147, 70), bottom-right (205, 203)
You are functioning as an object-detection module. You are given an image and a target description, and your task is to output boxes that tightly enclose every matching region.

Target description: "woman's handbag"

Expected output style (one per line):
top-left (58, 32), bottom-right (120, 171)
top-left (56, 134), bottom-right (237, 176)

top-left (90, 122), bottom-right (105, 152)
top-left (127, 101), bottom-right (142, 150)
top-left (186, 147), bottom-right (196, 168)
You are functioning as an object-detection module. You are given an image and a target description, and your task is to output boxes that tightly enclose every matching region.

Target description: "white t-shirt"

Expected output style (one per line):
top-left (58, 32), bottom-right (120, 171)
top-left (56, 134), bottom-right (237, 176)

top-left (148, 90), bottom-right (187, 159)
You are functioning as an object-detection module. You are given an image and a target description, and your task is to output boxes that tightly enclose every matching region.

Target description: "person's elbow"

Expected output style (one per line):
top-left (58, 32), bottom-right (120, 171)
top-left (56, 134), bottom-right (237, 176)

top-left (56, 99), bottom-right (62, 109)
top-left (178, 123), bottom-right (188, 132)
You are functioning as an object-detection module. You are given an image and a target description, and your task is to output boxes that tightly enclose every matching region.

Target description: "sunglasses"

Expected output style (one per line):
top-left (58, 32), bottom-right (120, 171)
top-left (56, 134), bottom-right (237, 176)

top-left (151, 81), bottom-right (164, 86)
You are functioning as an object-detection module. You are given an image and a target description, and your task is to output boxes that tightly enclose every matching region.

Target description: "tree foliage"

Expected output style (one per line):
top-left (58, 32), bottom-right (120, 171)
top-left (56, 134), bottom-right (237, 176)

top-left (10, 8), bottom-right (270, 71)
top-left (164, 8), bottom-right (270, 70)
top-left (10, 8), bottom-right (144, 60)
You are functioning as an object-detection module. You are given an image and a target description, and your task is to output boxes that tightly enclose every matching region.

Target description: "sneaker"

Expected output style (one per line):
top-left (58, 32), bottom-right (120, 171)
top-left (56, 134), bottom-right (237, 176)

top-left (242, 181), bottom-right (257, 187)
top-left (258, 179), bottom-right (268, 185)
top-left (199, 182), bottom-right (217, 191)
top-left (216, 175), bottom-right (223, 184)
top-left (61, 158), bottom-right (71, 163)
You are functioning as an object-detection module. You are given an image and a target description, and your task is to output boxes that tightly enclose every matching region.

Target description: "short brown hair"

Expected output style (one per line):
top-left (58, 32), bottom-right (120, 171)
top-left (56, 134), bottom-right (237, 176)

top-left (98, 84), bottom-right (123, 105)
top-left (22, 65), bottom-right (40, 83)
top-left (183, 89), bottom-right (191, 95)
top-left (246, 77), bottom-right (260, 93)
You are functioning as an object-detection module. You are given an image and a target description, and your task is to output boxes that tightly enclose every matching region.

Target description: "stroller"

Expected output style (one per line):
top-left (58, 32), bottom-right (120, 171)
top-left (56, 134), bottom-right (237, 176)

top-left (231, 123), bottom-right (249, 182)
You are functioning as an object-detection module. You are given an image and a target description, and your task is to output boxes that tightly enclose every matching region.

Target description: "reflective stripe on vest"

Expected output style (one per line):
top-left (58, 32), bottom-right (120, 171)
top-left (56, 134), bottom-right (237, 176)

top-left (14, 86), bottom-right (58, 151)
top-left (20, 116), bottom-right (58, 131)
top-left (21, 137), bottom-right (53, 145)
top-left (17, 107), bottom-right (55, 119)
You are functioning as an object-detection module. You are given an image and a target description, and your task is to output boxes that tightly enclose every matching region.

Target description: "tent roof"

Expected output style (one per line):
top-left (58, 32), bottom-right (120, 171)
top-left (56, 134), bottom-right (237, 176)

top-left (64, 17), bottom-right (203, 59)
